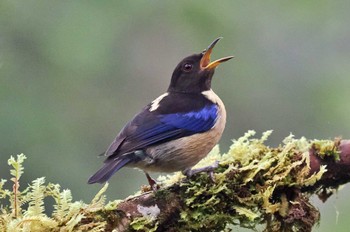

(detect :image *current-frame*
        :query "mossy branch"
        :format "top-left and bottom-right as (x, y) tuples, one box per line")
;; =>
(1, 131), (350, 231)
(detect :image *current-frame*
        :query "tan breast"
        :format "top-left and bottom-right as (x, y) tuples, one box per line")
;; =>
(201, 89), (226, 135)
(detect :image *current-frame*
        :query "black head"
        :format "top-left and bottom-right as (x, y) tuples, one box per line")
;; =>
(168, 37), (234, 93)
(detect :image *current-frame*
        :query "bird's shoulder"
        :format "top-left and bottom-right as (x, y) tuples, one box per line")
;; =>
(104, 91), (220, 157)
(149, 90), (218, 114)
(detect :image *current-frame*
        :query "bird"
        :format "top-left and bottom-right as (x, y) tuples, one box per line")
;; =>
(88, 37), (233, 189)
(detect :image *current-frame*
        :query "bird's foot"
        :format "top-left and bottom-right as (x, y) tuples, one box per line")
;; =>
(144, 172), (159, 192)
(183, 161), (219, 182)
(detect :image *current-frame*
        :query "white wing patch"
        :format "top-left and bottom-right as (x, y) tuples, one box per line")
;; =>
(149, 92), (169, 112)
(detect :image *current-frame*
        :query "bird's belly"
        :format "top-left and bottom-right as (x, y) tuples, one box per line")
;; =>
(136, 124), (225, 173)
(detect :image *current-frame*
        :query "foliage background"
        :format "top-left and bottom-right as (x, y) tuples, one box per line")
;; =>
(1, 1), (349, 231)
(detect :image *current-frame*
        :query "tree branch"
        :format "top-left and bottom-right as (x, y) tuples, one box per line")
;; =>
(82, 134), (350, 232)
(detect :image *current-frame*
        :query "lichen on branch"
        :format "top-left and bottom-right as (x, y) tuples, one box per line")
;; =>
(1, 131), (349, 232)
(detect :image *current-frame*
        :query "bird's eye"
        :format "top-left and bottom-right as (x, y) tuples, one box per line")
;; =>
(182, 63), (193, 72)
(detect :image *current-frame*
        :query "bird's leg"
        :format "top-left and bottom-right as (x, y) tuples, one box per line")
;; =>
(182, 161), (219, 182)
(144, 172), (159, 191)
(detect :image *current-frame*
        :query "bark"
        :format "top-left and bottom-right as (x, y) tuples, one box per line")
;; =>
(82, 139), (350, 232)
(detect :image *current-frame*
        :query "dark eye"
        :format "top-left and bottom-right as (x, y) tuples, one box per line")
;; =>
(182, 63), (193, 72)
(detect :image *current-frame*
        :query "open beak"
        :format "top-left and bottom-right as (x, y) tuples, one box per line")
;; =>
(200, 37), (234, 70)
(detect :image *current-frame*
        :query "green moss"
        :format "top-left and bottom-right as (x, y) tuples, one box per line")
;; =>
(130, 216), (159, 232)
(0, 154), (109, 231)
(312, 139), (341, 161)
(0, 132), (341, 231)
(156, 131), (331, 231)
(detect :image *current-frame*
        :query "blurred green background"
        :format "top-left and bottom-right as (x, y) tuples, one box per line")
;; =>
(1, 0), (350, 231)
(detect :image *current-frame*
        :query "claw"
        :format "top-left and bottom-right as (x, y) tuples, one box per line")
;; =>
(183, 161), (219, 182)
(145, 172), (159, 191)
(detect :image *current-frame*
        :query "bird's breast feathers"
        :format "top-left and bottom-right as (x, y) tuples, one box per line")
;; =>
(201, 89), (226, 134)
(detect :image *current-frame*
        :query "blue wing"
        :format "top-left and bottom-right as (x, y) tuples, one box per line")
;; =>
(159, 104), (218, 132)
(105, 103), (218, 157)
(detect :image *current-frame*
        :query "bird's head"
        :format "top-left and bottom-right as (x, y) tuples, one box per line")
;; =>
(168, 37), (234, 93)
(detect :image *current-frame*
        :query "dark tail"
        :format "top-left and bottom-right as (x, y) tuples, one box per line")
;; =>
(88, 157), (132, 184)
